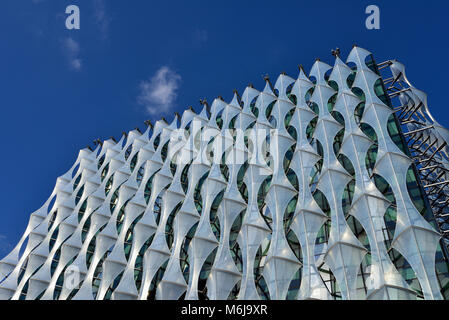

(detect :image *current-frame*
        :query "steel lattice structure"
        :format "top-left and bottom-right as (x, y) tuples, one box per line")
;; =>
(0, 46), (448, 300)
(377, 60), (449, 254)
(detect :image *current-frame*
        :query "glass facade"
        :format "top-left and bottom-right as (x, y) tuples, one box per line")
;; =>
(0, 46), (448, 300)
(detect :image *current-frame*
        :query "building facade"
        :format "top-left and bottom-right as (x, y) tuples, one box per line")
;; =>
(0, 46), (448, 300)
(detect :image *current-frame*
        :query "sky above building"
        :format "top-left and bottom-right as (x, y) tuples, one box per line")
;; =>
(0, 0), (448, 256)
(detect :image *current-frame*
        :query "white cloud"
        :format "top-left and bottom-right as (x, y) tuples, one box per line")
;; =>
(70, 58), (82, 70)
(138, 66), (181, 115)
(94, 0), (111, 39)
(61, 37), (82, 71)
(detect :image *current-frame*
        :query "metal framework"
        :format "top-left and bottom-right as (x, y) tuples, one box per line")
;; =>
(378, 59), (449, 254)
(0, 46), (448, 300)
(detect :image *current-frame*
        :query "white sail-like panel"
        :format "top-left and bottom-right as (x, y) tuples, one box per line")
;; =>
(0, 47), (447, 301)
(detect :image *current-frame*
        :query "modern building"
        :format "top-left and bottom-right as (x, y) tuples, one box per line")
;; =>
(0, 46), (448, 300)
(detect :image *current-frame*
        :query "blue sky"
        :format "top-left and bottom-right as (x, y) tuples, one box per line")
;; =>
(0, 0), (448, 256)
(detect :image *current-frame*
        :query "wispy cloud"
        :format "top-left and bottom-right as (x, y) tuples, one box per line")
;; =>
(138, 66), (182, 115)
(94, 0), (111, 39)
(61, 37), (82, 71)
